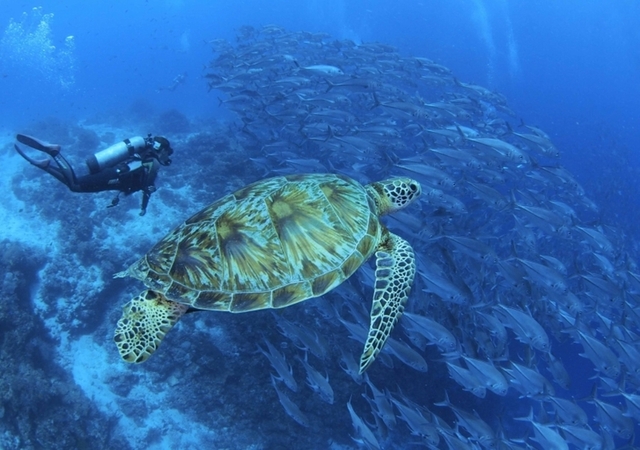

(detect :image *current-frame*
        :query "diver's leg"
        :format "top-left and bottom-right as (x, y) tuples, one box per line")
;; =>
(47, 151), (82, 190)
(74, 167), (121, 194)
(43, 166), (73, 186)
(15, 135), (87, 193)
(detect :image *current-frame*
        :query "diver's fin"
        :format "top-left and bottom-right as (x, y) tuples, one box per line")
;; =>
(14, 144), (51, 168)
(113, 290), (189, 363)
(16, 134), (61, 155)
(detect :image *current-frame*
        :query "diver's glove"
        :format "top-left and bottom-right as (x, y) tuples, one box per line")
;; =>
(108, 195), (120, 208)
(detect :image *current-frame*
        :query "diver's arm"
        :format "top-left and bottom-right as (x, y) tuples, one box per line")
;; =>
(139, 159), (159, 216)
(140, 188), (151, 216)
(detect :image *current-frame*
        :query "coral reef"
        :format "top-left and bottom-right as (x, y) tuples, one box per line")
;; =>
(71, 126), (101, 153)
(0, 240), (130, 450)
(154, 108), (191, 134)
(127, 98), (156, 124)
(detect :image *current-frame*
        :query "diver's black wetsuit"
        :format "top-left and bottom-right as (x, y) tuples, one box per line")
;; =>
(69, 159), (158, 193)
(14, 134), (171, 216)
(68, 157), (160, 214)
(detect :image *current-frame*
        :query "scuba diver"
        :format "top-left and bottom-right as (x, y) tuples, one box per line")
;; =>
(156, 72), (187, 92)
(14, 133), (173, 216)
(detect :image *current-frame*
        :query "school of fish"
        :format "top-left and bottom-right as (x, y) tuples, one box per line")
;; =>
(204, 25), (639, 449)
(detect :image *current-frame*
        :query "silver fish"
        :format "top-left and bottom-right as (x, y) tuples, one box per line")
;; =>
(515, 408), (568, 450)
(493, 304), (550, 352)
(504, 362), (555, 397)
(384, 336), (428, 372)
(445, 361), (486, 398)
(346, 398), (381, 450)
(466, 180), (508, 210)
(544, 396), (588, 426)
(390, 396), (439, 445)
(444, 235), (498, 265)
(403, 312), (457, 352)
(363, 375), (396, 429)
(258, 339), (297, 392)
(301, 64), (343, 75)
(514, 203), (567, 234)
(273, 314), (328, 360)
(517, 258), (568, 294)
(466, 137), (531, 165)
(590, 387), (634, 439)
(435, 391), (497, 449)
(271, 376), (309, 427)
(461, 355), (508, 396)
(296, 355), (334, 404)
(474, 311), (508, 350)
(543, 352), (571, 390)
(577, 330), (621, 379)
(510, 129), (560, 158)
(395, 162), (456, 190)
(339, 348), (363, 384)
(419, 269), (470, 304)
(557, 424), (604, 450)
(574, 226), (615, 256)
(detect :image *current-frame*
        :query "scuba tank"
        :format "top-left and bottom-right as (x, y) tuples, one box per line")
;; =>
(85, 136), (147, 174)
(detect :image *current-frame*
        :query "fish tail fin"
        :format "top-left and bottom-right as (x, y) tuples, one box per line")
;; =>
(505, 121), (514, 134)
(575, 384), (598, 404)
(325, 78), (335, 92)
(326, 125), (335, 141)
(509, 239), (520, 259)
(514, 406), (535, 422)
(370, 91), (381, 109)
(508, 189), (519, 210)
(433, 390), (452, 408)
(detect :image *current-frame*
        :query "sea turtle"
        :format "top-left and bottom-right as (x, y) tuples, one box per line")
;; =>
(113, 173), (421, 373)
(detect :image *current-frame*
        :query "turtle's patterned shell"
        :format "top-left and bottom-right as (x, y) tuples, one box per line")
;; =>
(127, 173), (382, 312)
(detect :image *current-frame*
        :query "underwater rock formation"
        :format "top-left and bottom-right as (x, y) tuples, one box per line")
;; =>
(0, 240), (130, 450)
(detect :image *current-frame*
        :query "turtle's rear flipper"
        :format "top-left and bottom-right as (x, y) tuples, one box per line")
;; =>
(114, 290), (188, 363)
(359, 232), (416, 373)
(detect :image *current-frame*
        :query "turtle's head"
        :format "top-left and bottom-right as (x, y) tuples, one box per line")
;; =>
(366, 177), (421, 215)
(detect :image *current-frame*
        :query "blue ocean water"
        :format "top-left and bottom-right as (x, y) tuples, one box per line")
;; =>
(2, 0), (638, 238)
(1, 1), (639, 449)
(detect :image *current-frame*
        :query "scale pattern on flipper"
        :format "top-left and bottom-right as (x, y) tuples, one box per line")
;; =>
(114, 290), (188, 363)
(360, 232), (416, 373)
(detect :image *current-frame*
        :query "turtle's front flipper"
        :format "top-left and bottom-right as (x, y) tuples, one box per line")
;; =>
(114, 290), (188, 363)
(360, 231), (416, 373)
